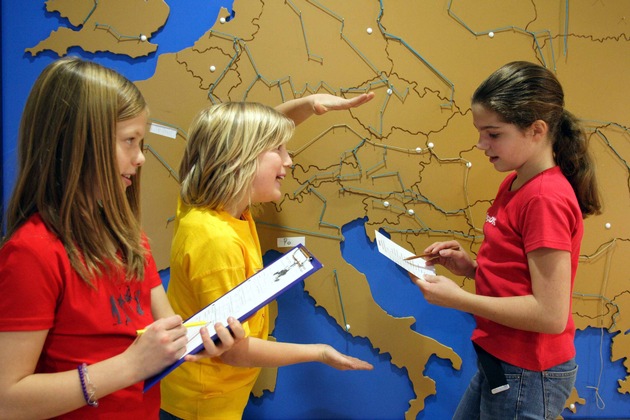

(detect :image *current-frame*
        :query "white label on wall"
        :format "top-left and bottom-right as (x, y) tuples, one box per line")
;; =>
(277, 236), (306, 248)
(150, 123), (178, 139)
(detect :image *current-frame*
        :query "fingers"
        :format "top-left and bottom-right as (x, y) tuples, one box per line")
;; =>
(423, 274), (437, 283)
(339, 355), (374, 371)
(314, 92), (375, 114)
(423, 241), (460, 255)
(408, 272), (424, 286)
(214, 322), (235, 347)
(184, 317), (245, 361)
(227, 317), (246, 340)
(323, 346), (374, 371)
(137, 314), (184, 336)
(347, 92), (375, 107)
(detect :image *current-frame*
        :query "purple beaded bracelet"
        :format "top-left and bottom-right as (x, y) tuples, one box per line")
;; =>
(77, 363), (99, 407)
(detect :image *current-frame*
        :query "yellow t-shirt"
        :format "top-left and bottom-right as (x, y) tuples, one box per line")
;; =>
(161, 199), (268, 420)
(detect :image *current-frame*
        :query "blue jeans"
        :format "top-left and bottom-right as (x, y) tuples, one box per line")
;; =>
(453, 357), (577, 420)
(159, 409), (183, 420)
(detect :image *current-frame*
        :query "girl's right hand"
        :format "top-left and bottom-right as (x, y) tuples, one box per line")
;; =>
(126, 315), (188, 380)
(422, 241), (477, 279)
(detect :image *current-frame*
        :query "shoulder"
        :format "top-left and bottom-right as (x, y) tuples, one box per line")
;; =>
(534, 167), (574, 194)
(172, 207), (246, 261)
(518, 170), (581, 227)
(176, 207), (239, 240)
(1, 214), (66, 261)
(0, 216), (69, 326)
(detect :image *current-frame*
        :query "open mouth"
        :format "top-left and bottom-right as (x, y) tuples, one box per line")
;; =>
(122, 174), (133, 187)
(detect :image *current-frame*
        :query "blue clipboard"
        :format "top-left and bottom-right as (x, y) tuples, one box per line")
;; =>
(144, 244), (322, 392)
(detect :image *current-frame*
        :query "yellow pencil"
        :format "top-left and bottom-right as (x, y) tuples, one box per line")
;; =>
(136, 320), (209, 335)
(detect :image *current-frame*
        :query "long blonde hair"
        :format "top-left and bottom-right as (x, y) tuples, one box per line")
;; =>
(5, 57), (149, 285)
(179, 102), (294, 214)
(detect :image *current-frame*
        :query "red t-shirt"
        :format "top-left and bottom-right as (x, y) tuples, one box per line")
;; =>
(472, 167), (583, 371)
(0, 214), (162, 419)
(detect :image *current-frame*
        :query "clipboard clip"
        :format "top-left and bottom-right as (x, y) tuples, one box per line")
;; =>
(273, 247), (314, 282)
(296, 247), (314, 265)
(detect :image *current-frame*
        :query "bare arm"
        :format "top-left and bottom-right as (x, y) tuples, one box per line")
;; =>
(0, 317), (188, 419)
(151, 284), (176, 319)
(219, 336), (373, 371)
(412, 248), (571, 334)
(275, 92), (375, 126)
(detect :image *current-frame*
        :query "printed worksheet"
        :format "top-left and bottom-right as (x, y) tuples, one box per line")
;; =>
(374, 230), (436, 279)
(144, 245), (322, 391)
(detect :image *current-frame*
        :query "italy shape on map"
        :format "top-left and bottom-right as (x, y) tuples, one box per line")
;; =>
(26, 0), (168, 58)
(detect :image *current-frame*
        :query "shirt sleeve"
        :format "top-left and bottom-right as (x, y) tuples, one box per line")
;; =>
(520, 194), (577, 254)
(0, 236), (65, 331)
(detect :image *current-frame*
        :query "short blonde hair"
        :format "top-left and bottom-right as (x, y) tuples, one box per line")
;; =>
(179, 102), (294, 212)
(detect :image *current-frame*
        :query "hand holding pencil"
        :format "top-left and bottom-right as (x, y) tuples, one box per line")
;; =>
(404, 244), (461, 262)
(411, 240), (477, 279)
(134, 316), (246, 363)
(137, 320), (208, 335)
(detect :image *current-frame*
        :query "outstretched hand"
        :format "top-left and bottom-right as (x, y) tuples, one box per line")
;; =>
(277, 92), (375, 126)
(311, 92), (376, 115)
(319, 344), (373, 371)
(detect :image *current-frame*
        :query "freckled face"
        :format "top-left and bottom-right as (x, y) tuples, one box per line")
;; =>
(115, 110), (147, 189)
(250, 144), (293, 204)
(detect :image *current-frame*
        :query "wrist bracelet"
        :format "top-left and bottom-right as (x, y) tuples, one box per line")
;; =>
(77, 363), (99, 407)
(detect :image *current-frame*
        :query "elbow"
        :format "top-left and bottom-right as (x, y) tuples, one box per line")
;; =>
(540, 317), (568, 335)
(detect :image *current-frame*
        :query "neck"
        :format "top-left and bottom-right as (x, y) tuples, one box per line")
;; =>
(513, 162), (556, 191)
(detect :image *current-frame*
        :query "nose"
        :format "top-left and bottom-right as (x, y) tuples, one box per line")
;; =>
(476, 136), (488, 151)
(135, 146), (146, 167)
(282, 149), (293, 167)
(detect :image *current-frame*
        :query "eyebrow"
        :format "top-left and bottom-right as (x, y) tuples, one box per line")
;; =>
(476, 124), (502, 131)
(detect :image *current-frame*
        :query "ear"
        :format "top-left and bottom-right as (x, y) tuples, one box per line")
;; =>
(530, 119), (548, 142)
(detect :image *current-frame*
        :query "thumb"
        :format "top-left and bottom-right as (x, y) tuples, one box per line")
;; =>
(313, 102), (328, 115)
(423, 274), (437, 283)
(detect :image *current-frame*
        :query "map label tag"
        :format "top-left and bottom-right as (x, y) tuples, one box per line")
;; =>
(277, 236), (306, 248)
(150, 122), (177, 139)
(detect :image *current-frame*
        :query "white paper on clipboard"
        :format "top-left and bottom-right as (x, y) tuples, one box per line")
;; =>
(144, 244), (322, 391)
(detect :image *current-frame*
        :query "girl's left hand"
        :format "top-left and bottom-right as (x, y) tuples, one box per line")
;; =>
(319, 344), (374, 371)
(410, 273), (467, 309)
(184, 317), (246, 362)
(310, 92), (375, 115)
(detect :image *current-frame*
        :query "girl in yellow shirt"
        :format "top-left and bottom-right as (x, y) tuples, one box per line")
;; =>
(161, 95), (374, 420)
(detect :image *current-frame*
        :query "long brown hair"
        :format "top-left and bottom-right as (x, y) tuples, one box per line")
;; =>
(472, 61), (601, 217)
(4, 57), (149, 285)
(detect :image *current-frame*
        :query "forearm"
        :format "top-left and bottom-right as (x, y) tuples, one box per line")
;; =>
(457, 292), (567, 334)
(220, 337), (323, 368)
(274, 97), (314, 126)
(0, 353), (144, 419)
